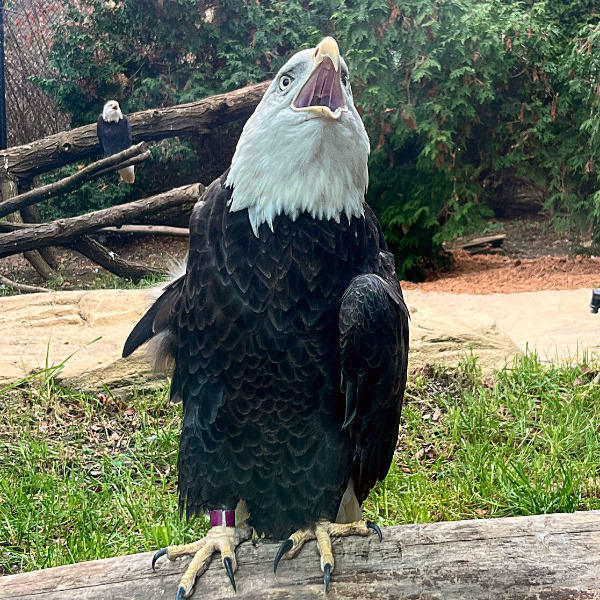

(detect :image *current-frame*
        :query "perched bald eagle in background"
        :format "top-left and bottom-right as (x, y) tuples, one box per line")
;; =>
(123, 37), (409, 599)
(96, 100), (135, 183)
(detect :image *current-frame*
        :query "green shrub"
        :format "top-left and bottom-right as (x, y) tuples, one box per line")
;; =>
(34, 0), (600, 279)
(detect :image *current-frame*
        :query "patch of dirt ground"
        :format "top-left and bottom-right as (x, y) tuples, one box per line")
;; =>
(401, 216), (600, 294)
(1, 235), (189, 290)
(401, 250), (600, 294)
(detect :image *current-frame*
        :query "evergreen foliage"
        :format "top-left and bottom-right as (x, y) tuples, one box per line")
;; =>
(34, 0), (600, 279)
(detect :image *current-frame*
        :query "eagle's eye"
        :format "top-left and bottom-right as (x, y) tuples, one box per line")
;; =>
(279, 75), (293, 91)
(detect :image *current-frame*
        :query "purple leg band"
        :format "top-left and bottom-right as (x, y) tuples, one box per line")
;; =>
(210, 510), (235, 527)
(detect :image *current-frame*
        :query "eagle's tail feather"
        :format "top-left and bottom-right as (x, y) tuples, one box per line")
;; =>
(119, 165), (135, 184)
(122, 275), (183, 360)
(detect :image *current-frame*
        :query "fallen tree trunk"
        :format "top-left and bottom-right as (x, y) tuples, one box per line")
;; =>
(0, 183), (204, 259)
(68, 236), (165, 281)
(1, 511), (599, 599)
(0, 143), (150, 220)
(2, 82), (270, 181)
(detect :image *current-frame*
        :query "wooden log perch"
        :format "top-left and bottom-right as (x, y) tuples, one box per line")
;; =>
(2, 81), (270, 181)
(1, 511), (600, 599)
(0, 183), (205, 259)
(0, 143), (150, 220)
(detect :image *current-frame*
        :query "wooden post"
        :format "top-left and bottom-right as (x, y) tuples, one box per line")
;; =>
(1, 511), (600, 599)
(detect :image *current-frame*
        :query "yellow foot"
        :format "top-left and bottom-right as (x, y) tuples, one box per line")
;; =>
(152, 526), (252, 599)
(273, 519), (381, 594)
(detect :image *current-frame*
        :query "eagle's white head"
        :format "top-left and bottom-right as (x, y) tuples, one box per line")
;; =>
(226, 37), (370, 236)
(102, 100), (124, 123)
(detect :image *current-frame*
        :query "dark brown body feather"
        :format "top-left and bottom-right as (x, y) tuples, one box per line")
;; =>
(123, 172), (409, 539)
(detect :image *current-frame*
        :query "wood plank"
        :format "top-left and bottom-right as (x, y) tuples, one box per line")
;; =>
(1, 511), (600, 599)
(453, 234), (506, 250)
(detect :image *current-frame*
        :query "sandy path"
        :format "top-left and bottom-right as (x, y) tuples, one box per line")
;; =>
(404, 288), (600, 361)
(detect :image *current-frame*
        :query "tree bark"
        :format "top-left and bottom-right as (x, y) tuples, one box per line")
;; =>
(1, 176), (58, 281)
(2, 82), (270, 181)
(0, 183), (204, 259)
(1, 511), (600, 599)
(0, 143), (150, 220)
(68, 235), (165, 281)
(21, 205), (60, 271)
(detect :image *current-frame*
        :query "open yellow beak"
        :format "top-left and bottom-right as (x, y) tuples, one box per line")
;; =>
(292, 37), (347, 120)
(314, 37), (340, 72)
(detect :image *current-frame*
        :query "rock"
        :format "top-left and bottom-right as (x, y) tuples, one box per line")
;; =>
(1, 289), (523, 396)
(408, 306), (521, 375)
(59, 355), (167, 400)
(0, 289), (161, 394)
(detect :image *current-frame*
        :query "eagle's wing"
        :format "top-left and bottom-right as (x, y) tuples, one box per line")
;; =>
(339, 260), (409, 504)
(96, 115), (106, 155)
(124, 115), (132, 146)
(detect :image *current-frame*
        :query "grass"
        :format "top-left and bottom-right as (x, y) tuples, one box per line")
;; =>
(0, 272), (164, 296)
(2, 352), (600, 575)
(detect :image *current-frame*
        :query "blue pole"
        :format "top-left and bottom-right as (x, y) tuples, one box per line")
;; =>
(0, 3), (6, 150)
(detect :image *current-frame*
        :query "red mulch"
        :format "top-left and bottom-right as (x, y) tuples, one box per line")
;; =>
(401, 250), (600, 294)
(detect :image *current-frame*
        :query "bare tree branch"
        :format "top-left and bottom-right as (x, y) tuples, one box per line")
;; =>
(0, 183), (204, 258)
(68, 236), (165, 281)
(0, 143), (150, 219)
(99, 225), (189, 237)
(0, 274), (50, 293)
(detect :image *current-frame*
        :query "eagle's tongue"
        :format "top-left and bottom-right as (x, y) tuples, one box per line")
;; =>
(293, 58), (345, 113)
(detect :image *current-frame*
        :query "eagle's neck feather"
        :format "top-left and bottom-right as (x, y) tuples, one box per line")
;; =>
(225, 108), (369, 236)
(102, 109), (123, 123)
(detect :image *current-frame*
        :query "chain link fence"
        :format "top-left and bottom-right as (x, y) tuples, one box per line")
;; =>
(5, 0), (70, 147)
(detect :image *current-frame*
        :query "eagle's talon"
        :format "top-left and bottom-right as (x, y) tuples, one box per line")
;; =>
(366, 521), (382, 542)
(323, 562), (331, 594)
(152, 547), (168, 571)
(273, 538), (294, 573)
(223, 555), (236, 592)
(156, 526), (250, 598)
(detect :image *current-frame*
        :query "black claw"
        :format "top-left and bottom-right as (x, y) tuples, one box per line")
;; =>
(366, 521), (383, 542)
(323, 563), (331, 594)
(175, 585), (185, 600)
(273, 538), (293, 574)
(223, 556), (236, 592)
(152, 547), (168, 571)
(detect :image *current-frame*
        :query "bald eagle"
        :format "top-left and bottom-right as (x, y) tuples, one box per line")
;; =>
(123, 37), (409, 598)
(96, 100), (135, 183)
